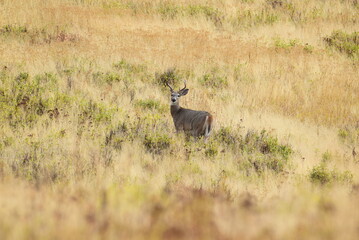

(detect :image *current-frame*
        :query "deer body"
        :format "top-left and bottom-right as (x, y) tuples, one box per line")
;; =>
(167, 81), (213, 138)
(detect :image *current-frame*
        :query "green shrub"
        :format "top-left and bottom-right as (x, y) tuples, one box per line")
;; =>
(204, 141), (219, 158)
(239, 129), (293, 174)
(199, 68), (228, 88)
(105, 127), (126, 151)
(321, 151), (332, 163)
(309, 164), (331, 184)
(246, 155), (286, 174)
(243, 130), (293, 160)
(93, 60), (149, 86)
(79, 100), (117, 125)
(303, 44), (314, 53)
(185, 5), (223, 27)
(0, 71), (69, 128)
(338, 128), (349, 140)
(92, 71), (121, 85)
(274, 38), (298, 49)
(135, 99), (166, 113)
(232, 9), (279, 28)
(214, 126), (242, 146)
(309, 164), (353, 185)
(143, 133), (171, 154)
(155, 68), (183, 89)
(338, 127), (359, 145)
(0, 25), (79, 44)
(158, 3), (180, 19)
(0, 24), (27, 35)
(113, 59), (147, 75)
(324, 30), (359, 58)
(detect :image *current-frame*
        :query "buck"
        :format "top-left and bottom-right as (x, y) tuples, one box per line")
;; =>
(166, 81), (213, 139)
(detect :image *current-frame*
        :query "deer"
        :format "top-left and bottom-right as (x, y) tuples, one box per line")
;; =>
(165, 81), (213, 139)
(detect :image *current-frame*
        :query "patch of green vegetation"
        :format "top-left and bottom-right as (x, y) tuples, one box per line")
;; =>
(113, 59), (147, 75)
(233, 64), (256, 84)
(324, 30), (359, 58)
(274, 38), (299, 49)
(93, 60), (149, 87)
(8, 137), (67, 184)
(143, 133), (172, 154)
(185, 5), (223, 27)
(0, 24), (28, 35)
(0, 71), (72, 128)
(321, 151), (332, 164)
(337, 126), (359, 147)
(244, 130), (293, 160)
(158, 3), (180, 19)
(135, 99), (166, 113)
(338, 128), (349, 140)
(0, 24), (79, 44)
(232, 9), (279, 28)
(273, 38), (314, 52)
(105, 122), (135, 150)
(240, 130), (293, 174)
(78, 100), (117, 125)
(204, 141), (219, 158)
(92, 72), (121, 85)
(309, 164), (353, 185)
(104, 114), (171, 152)
(214, 126), (242, 147)
(199, 68), (228, 88)
(155, 68), (184, 89)
(303, 43), (314, 53)
(0, 136), (14, 151)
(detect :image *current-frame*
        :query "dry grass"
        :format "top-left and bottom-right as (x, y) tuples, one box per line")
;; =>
(0, 0), (359, 239)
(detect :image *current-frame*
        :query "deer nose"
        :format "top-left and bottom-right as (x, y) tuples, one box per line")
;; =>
(171, 98), (176, 102)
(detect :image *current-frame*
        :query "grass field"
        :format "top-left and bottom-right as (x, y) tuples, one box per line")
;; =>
(0, 0), (359, 239)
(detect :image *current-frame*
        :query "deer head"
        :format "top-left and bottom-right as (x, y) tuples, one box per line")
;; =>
(166, 81), (189, 105)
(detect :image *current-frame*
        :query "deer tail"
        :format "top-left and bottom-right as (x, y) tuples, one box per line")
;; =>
(205, 114), (213, 137)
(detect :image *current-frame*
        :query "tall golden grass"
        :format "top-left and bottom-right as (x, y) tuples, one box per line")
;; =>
(0, 0), (358, 239)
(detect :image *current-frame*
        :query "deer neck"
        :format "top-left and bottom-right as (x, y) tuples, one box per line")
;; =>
(170, 103), (181, 117)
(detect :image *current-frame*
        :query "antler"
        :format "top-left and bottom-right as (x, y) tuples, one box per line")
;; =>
(165, 81), (174, 92)
(179, 80), (187, 92)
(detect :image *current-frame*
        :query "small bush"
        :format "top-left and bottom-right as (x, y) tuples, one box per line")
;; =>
(0, 71), (70, 128)
(232, 9), (279, 28)
(185, 5), (223, 27)
(338, 127), (359, 145)
(214, 126), (242, 146)
(244, 130), (293, 160)
(310, 164), (331, 184)
(0, 24), (27, 35)
(0, 25), (79, 44)
(338, 128), (349, 140)
(143, 133), (171, 154)
(239, 129), (293, 174)
(324, 30), (359, 58)
(92, 72), (121, 85)
(135, 99), (166, 113)
(205, 141), (219, 158)
(309, 164), (353, 185)
(247, 155), (287, 174)
(321, 151), (332, 163)
(198, 69), (228, 88)
(155, 68), (183, 89)
(158, 3), (180, 19)
(303, 44), (314, 53)
(79, 100), (117, 125)
(274, 38), (298, 49)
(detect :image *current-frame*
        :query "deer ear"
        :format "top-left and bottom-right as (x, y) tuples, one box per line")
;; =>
(180, 89), (189, 96)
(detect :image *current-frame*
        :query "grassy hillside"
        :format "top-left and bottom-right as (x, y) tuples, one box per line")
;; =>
(0, 0), (358, 239)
